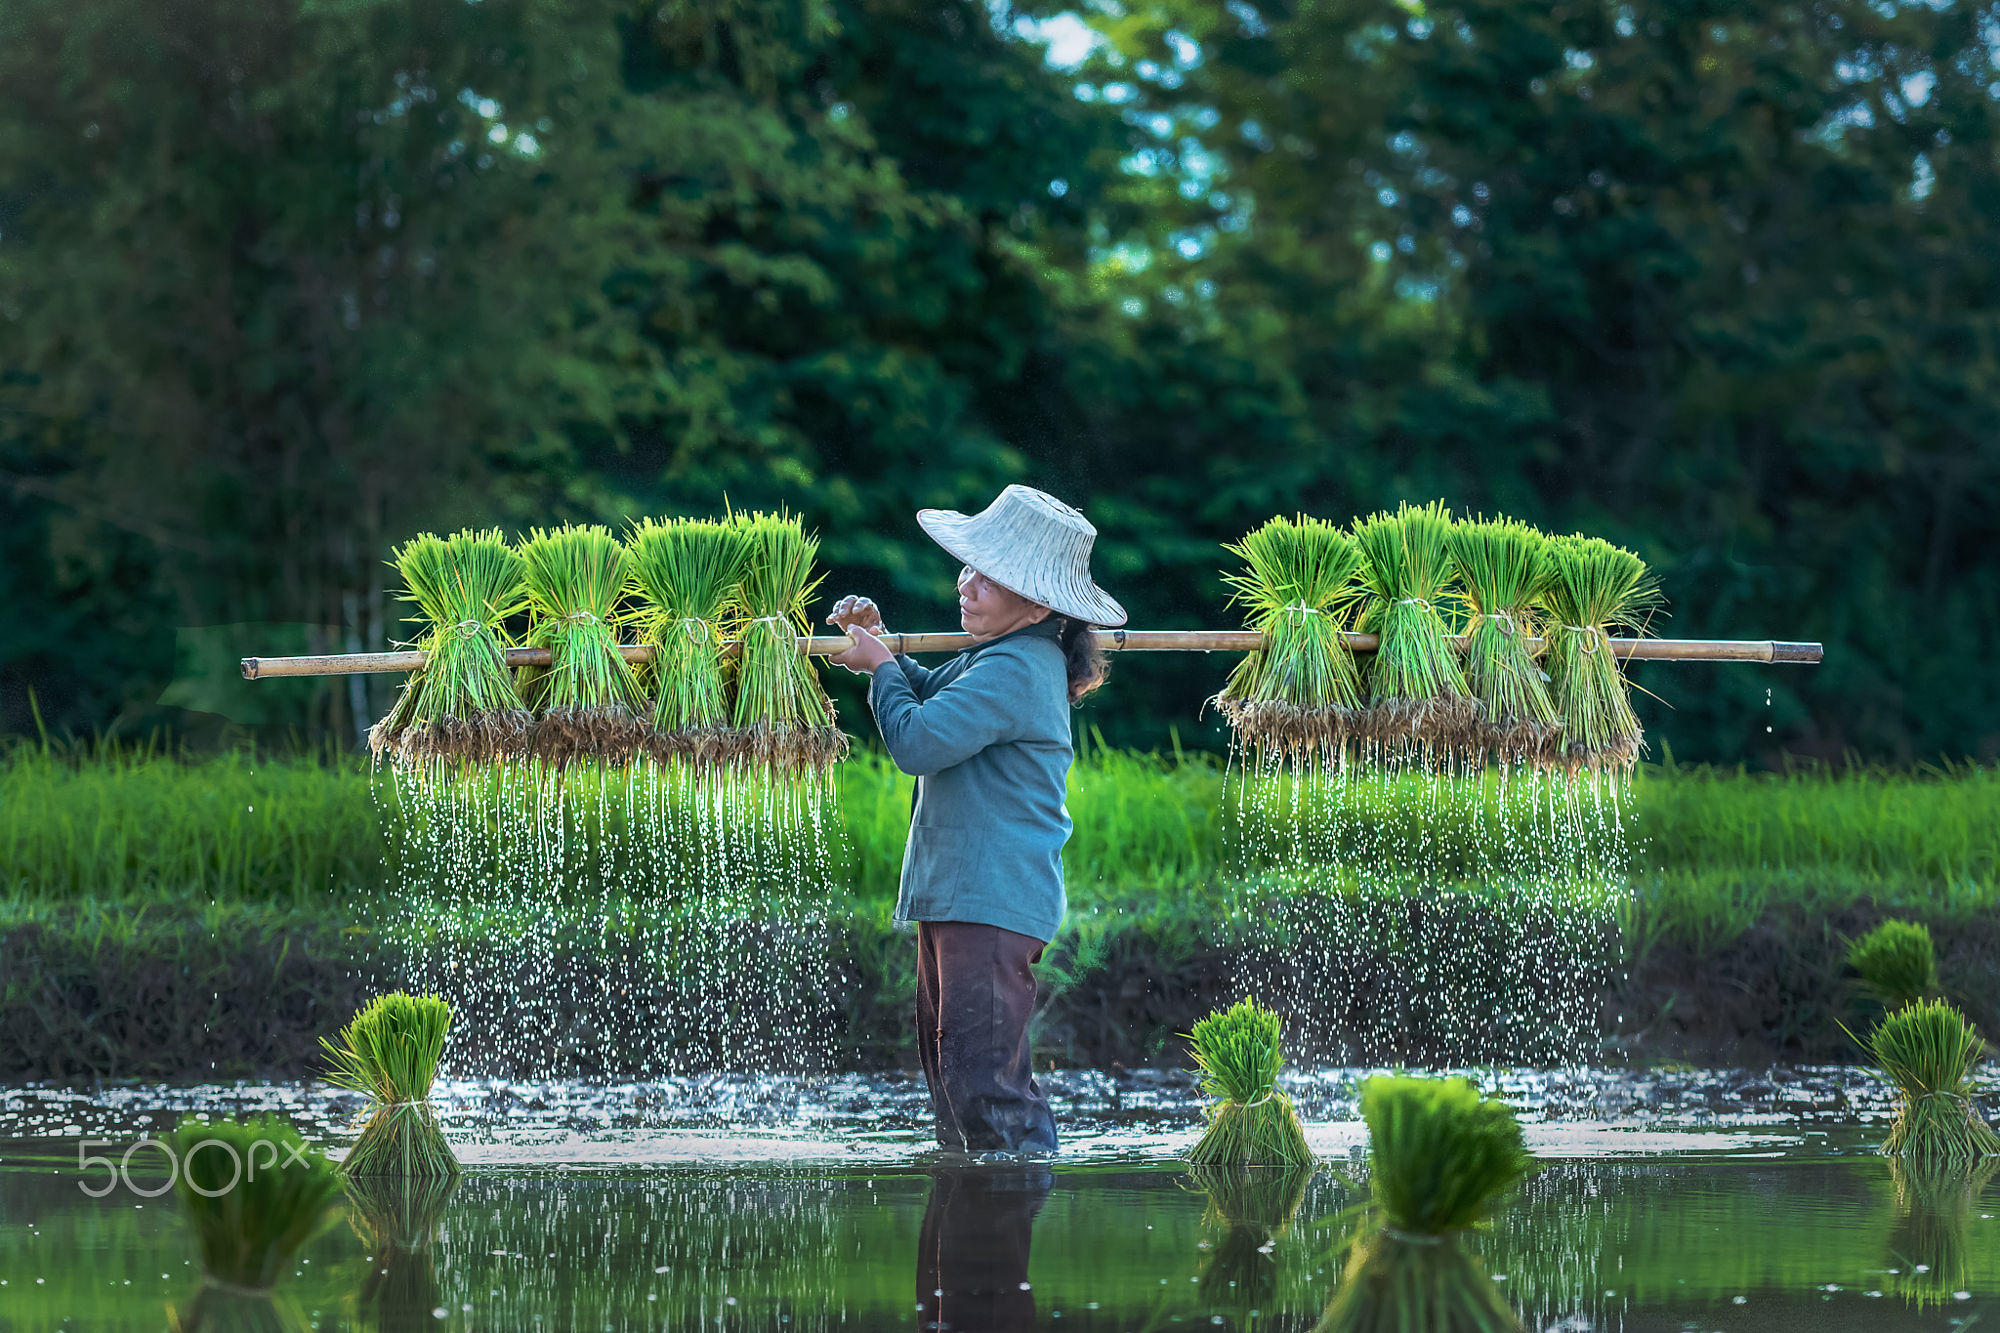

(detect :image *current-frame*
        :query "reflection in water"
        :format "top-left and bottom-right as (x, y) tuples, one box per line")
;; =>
(1887, 1157), (1998, 1309)
(168, 1285), (311, 1333)
(8, 1151), (2000, 1329)
(916, 1165), (1052, 1333)
(345, 1175), (460, 1332)
(1187, 1164), (1314, 1313)
(1313, 1227), (1523, 1333)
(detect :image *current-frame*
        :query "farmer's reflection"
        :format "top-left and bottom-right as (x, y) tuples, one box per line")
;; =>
(915, 1165), (1053, 1333)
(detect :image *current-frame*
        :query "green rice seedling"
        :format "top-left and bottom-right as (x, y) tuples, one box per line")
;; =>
(170, 1113), (343, 1293)
(320, 992), (461, 1178)
(1184, 996), (1317, 1167)
(1314, 1076), (1534, 1333)
(728, 508), (849, 781)
(1848, 919), (1940, 1010)
(1358, 1075), (1534, 1235)
(1208, 515), (1366, 766)
(1862, 999), (2000, 1165)
(344, 1174), (459, 1328)
(1885, 1157), (1996, 1309)
(1352, 502), (1478, 763)
(1189, 1164), (1314, 1311)
(1447, 517), (1558, 767)
(626, 516), (750, 767)
(1541, 534), (1662, 775)
(519, 524), (649, 769)
(368, 529), (532, 768)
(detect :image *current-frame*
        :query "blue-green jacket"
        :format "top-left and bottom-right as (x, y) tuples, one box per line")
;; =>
(865, 615), (1072, 942)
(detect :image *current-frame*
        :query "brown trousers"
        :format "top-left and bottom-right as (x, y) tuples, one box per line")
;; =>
(914, 921), (1059, 1153)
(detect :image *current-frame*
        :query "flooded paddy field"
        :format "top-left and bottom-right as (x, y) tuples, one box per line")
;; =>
(4, 1067), (1995, 1331)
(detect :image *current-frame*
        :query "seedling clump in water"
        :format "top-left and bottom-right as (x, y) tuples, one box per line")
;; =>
(1184, 996), (1317, 1167)
(1848, 918), (1939, 1011)
(1316, 1075), (1535, 1333)
(321, 991), (462, 1179)
(1864, 999), (2000, 1166)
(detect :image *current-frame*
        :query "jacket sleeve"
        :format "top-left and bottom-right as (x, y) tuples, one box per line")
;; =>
(868, 647), (1029, 777)
(894, 653), (937, 699)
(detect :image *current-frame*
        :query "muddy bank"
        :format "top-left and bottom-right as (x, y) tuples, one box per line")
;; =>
(3, 897), (1993, 1082)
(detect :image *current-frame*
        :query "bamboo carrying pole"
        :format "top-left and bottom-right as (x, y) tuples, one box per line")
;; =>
(240, 631), (1823, 680)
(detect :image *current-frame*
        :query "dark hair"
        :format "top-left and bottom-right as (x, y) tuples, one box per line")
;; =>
(1052, 614), (1110, 705)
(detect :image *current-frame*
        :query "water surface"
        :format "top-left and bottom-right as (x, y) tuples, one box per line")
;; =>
(1, 1068), (1993, 1331)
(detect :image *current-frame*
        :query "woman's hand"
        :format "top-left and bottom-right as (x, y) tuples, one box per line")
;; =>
(827, 595), (888, 639)
(826, 596), (896, 676)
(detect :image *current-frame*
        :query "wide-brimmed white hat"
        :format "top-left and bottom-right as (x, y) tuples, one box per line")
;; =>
(917, 484), (1128, 628)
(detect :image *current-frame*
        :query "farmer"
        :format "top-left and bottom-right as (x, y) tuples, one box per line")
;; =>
(825, 484), (1126, 1155)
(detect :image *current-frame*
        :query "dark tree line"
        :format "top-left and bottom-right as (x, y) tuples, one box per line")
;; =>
(3, 0), (1994, 763)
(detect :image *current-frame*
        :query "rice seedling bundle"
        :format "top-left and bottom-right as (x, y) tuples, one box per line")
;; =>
(1541, 534), (1662, 774)
(626, 516), (751, 767)
(728, 508), (849, 779)
(1886, 1158), (1997, 1309)
(1210, 515), (1366, 764)
(1352, 502), (1478, 760)
(1314, 1075), (1533, 1333)
(1190, 1164), (1313, 1311)
(1864, 999), (2000, 1166)
(170, 1113), (343, 1292)
(1358, 1075), (1533, 1235)
(1849, 918), (1939, 1011)
(518, 524), (649, 768)
(367, 529), (532, 768)
(1446, 517), (1558, 767)
(320, 992), (461, 1179)
(1184, 996), (1317, 1167)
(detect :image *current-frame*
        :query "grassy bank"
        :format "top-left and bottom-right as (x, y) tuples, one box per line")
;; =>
(4, 741), (1996, 1078)
(6, 739), (1995, 934)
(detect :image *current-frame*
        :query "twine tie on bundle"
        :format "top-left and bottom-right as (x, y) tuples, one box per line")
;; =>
(1397, 598), (1433, 611)
(453, 619), (483, 639)
(1916, 1090), (1972, 1108)
(1279, 601), (1322, 617)
(675, 617), (711, 642)
(1380, 1226), (1446, 1248)
(1482, 609), (1516, 635)
(1240, 1088), (1281, 1108)
(562, 611), (598, 626)
(1566, 624), (1603, 654)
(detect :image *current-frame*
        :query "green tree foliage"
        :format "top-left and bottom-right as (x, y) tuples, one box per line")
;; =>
(0, 0), (645, 741)
(1081, 0), (2000, 761)
(1, 0), (1993, 764)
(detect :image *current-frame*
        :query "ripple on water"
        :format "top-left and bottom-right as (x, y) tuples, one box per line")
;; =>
(0, 1064), (1929, 1169)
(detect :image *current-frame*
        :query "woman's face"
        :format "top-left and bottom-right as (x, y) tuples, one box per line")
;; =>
(958, 563), (1052, 641)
